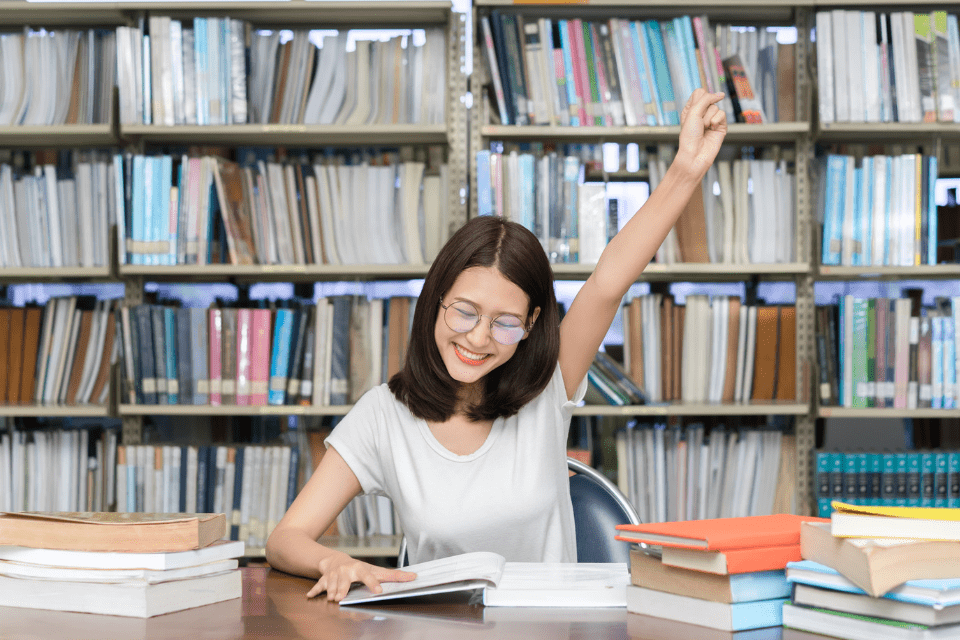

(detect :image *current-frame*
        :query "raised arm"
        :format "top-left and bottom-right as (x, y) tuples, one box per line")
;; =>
(558, 89), (727, 398)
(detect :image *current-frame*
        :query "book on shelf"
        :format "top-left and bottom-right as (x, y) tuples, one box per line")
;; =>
(479, 12), (786, 127)
(0, 512), (225, 553)
(630, 547), (792, 604)
(338, 550), (627, 607)
(816, 9), (960, 124)
(120, 149), (449, 267)
(615, 423), (793, 525)
(801, 520), (960, 597)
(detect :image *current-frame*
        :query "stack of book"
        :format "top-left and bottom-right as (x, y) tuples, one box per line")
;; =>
(784, 501), (960, 639)
(0, 511), (243, 617)
(615, 514), (826, 634)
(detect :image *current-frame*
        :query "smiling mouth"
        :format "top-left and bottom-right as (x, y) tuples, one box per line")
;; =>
(454, 344), (489, 365)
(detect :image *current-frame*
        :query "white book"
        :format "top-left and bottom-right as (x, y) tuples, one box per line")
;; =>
(862, 12), (881, 121)
(334, 48), (358, 126)
(400, 161), (425, 264)
(484, 563), (628, 607)
(312, 163), (340, 265)
(0, 538), (243, 571)
(0, 557), (238, 586)
(741, 305), (757, 403)
(344, 41), (372, 125)
(831, 10), (850, 121)
(577, 183), (606, 264)
(845, 10), (865, 121)
(302, 32), (343, 124)
(0, 568), (241, 618)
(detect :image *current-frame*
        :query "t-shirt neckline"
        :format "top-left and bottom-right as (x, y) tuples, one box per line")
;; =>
(416, 415), (505, 462)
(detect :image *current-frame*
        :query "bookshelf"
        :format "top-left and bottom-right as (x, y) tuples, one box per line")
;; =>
(470, 0), (818, 515)
(0, 0), (467, 558)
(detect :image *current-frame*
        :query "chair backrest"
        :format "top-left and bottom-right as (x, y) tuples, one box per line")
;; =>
(567, 457), (641, 564)
(397, 458), (641, 567)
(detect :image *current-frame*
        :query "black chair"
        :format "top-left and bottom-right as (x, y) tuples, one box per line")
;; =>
(397, 457), (640, 567)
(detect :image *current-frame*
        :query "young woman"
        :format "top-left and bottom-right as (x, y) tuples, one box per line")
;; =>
(265, 88), (727, 602)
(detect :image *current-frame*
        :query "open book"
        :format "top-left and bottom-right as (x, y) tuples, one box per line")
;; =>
(339, 551), (628, 607)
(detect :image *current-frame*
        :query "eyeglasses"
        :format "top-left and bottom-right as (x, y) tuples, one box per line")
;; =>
(440, 299), (529, 346)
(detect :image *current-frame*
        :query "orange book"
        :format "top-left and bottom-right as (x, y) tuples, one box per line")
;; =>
(660, 543), (803, 575)
(614, 514), (828, 550)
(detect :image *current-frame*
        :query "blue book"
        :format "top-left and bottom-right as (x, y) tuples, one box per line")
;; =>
(160, 154), (174, 266)
(476, 150), (492, 216)
(907, 452), (923, 506)
(935, 451), (949, 508)
(190, 307), (208, 404)
(179, 445), (189, 512)
(231, 446), (244, 541)
(193, 17), (208, 125)
(643, 21), (679, 125)
(286, 446), (300, 509)
(268, 307), (295, 405)
(143, 156), (156, 265)
(828, 452), (845, 509)
(881, 451), (898, 505)
(556, 19), (579, 126)
(842, 453), (859, 504)
(944, 315), (956, 409)
(163, 306), (178, 404)
(821, 155), (847, 266)
(860, 157), (873, 265)
(851, 164), (864, 266)
(660, 20), (689, 108)
(882, 155), (893, 265)
(895, 451), (909, 506)
(787, 560), (960, 607)
(517, 153), (536, 233)
(628, 21), (660, 126)
(854, 452), (869, 505)
(949, 451), (960, 509)
(815, 450), (832, 517)
(676, 16), (702, 99)
(131, 155), (146, 265)
(921, 451), (936, 508)
(867, 452), (883, 506)
(134, 305), (158, 404)
(851, 298), (869, 408)
(928, 155), (938, 266)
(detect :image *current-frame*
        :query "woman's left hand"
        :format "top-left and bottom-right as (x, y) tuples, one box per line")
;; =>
(675, 88), (728, 180)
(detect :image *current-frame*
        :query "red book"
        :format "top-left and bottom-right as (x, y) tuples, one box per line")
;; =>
(250, 309), (272, 405)
(235, 308), (253, 406)
(615, 514), (829, 550)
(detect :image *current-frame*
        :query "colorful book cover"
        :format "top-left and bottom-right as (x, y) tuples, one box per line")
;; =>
(628, 20), (661, 126)
(268, 307), (295, 405)
(556, 19), (580, 126)
(935, 451), (949, 508)
(921, 451), (936, 507)
(163, 306), (178, 404)
(821, 155), (847, 266)
(208, 307), (223, 406)
(643, 21), (679, 125)
(250, 308), (271, 405)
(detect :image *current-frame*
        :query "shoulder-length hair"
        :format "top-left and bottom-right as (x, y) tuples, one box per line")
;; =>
(388, 216), (560, 422)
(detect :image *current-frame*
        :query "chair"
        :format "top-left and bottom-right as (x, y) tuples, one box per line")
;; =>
(397, 457), (640, 567)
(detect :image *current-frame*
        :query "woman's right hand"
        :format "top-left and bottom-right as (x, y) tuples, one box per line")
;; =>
(306, 550), (417, 602)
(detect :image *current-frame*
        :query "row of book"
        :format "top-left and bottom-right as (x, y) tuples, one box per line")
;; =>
(116, 443), (299, 550)
(0, 299), (114, 407)
(479, 12), (794, 127)
(477, 147), (795, 266)
(819, 153), (938, 267)
(0, 29), (116, 126)
(815, 295), (960, 409)
(119, 296), (415, 407)
(119, 17), (446, 127)
(815, 448), (960, 517)
(0, 511), (243, 618)
(118, 150), (449, 267)
(0, 427), (119, 514)
(621, 295), (797, 405)
(816, 10), (960, 124)
(656, 152), (796, 266)
(615, 423), (793, 525)
(784, 507), (960, 638)
(0, 151), (114, 269)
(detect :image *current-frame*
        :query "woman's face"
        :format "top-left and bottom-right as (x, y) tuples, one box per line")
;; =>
(434, 266), (539, 389)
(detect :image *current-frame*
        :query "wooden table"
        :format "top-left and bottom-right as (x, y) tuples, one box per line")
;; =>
(0, 567), (831, 639)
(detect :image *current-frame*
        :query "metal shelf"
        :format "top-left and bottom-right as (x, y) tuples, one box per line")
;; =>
(817, 265), (960, 280)
(481, 122), (808, 144)
(0, 1), (453, 27)
(574, 402), (810, 417)
(553, 262), (810, 281)
(816, 122), (960, 143)
(0, 125), (117, 147)
(119, 404), (352, 417)
(0, 266), (113, 281)
(0, 404), (111, 418)
(120, 124), (449, 147)
(119, 263), (431, 282)
(819, 407), (960, 419)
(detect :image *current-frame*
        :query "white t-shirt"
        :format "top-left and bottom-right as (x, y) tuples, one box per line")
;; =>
(325, 364), (587, 565)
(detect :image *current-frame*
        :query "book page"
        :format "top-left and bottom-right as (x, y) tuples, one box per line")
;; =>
(339, 551), (505, 605)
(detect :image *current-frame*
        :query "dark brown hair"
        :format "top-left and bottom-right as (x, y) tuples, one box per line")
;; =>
(388, 216), (560, 422)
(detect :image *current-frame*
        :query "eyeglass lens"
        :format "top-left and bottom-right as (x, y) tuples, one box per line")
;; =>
(443, 301), (526, 345)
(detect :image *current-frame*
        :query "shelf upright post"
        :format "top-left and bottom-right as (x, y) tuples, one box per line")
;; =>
(793, 5), (815, 516)
(448, 8), (469, 235)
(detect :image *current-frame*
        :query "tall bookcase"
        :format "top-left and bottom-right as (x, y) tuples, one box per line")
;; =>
(0, 0), (467, 556)
(470, 0), (819, 514)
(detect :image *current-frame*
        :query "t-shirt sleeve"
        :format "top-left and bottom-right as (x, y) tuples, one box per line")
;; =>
(323, 388), (387, 496)
(559, 364), (588, 415)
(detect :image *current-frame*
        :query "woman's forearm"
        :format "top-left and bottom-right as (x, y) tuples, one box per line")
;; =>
(265, 526), (345, 579)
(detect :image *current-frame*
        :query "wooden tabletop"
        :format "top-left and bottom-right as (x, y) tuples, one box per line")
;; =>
(0, 567), (829, 640)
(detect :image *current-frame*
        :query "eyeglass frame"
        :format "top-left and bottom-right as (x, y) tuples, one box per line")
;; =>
(438, 298), (533, 345)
